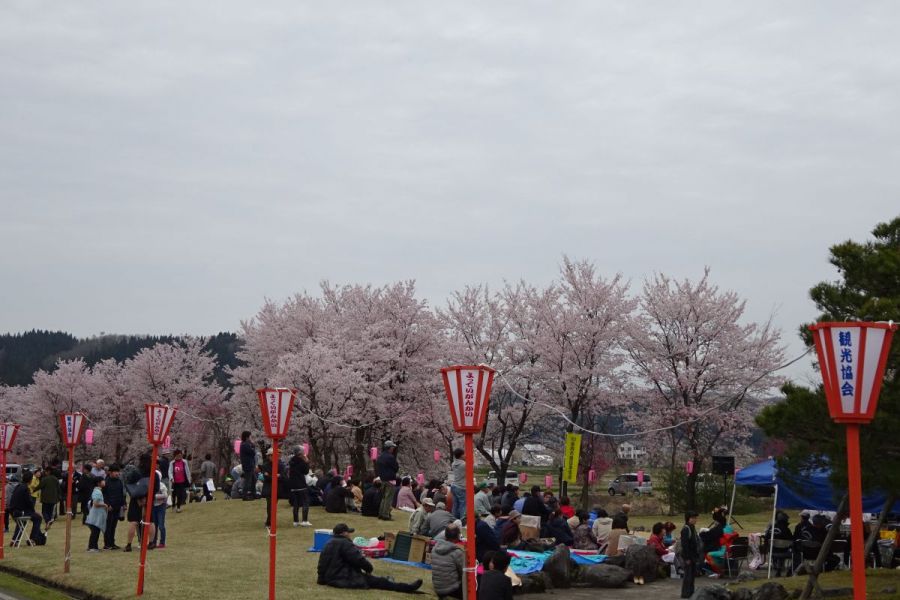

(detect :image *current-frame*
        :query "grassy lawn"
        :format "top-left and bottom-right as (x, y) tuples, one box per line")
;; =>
(731, 569), (900, 599)
(0, 572), (74, 600)
(0, 495), (796, 599)
(0, 498), (434, 600)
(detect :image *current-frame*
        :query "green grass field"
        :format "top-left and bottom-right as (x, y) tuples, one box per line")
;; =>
(0, 494), (797, 600)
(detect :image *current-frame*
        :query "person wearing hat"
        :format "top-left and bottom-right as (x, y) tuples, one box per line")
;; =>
(410, 496), (435, 536)
(375, 440), (400, 520)
(500, 510), (523, 548)
(425, 500), (455, 538)
(317, 523), (423, 593)
(168, 449), (191, 513)
(474, 481), (492, 518)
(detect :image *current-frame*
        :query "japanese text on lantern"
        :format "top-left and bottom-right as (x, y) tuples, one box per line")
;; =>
(66, 416), (74, 442)
(839, 331), (854, 397)
(464, 371), (475, 421)
(267, 392), (279, 431)
(153, 410), (163, 438)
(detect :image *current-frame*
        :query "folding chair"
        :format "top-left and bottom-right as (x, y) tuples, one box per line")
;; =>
(770, 539), (793, 576)
(797, 540), (822, 574)
(11, 517), (34, 548)
(726, 544), (749, 577)
(830, 539), (848, 568)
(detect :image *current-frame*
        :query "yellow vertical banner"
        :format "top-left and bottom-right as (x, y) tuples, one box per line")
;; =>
(563, 432), (582, 484)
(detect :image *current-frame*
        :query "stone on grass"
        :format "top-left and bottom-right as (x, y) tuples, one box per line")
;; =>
(753, 582), (789, 600)
(690, 584), (732, 600)
(541, 545), (575, 588)
(572, 564), (632, 588)
(624, 544), (660, 582)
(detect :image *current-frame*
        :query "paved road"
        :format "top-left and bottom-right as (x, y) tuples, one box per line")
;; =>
(519, 574), (718, 599)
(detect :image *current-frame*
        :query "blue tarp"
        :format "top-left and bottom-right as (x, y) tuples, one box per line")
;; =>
(735, 459), (899, 512)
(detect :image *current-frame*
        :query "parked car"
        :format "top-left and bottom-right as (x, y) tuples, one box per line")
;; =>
(607, 473), (653, 496)
(484, 470), (520, 488)
(4, 464), (23, 480)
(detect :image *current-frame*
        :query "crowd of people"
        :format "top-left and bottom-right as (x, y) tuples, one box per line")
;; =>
(4, 448), (218, 553)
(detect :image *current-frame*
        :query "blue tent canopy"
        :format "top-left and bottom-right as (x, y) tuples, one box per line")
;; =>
(735, 459), (899, 513)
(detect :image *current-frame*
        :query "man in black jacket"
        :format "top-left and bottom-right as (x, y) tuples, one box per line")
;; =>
(375, 440), (399, 520)
(77, 463), (95, 524)
(317, 523), (422, 592)
(361, 479), (382, 517)
(10, 472), (42, 543)
(239, 431), (256, 501)
(102, 464), (126, 550)
(522, 485), (550, 525)
(679, 511), (702, 599)
(287, 446), (310, 526)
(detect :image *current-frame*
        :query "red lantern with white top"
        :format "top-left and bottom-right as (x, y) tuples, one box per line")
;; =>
(256, 388), (297, 439)
(0, 423), (20, 453)
(59, 413), (86, 448)
(808, 320), (896, 600)
(809, 321), (896, 424)
(441, 365), (495, 433)
(145, 404), (177, 445)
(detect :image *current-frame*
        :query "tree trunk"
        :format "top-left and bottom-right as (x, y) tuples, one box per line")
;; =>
(864, 494), (894, 559)
(686, 469), (698, 512)
(800, 495), (848, 600)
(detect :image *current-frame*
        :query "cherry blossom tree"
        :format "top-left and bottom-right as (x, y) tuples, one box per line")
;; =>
(440, 282), (553, 486)
(123, 338), (228, 465)
(233, 280), (448, 477)
(535, 257), (636, 500)
(625, 269), (784, 510)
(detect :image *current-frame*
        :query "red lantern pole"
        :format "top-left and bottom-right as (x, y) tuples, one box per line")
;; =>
(64, 444), (75, 573)
(845, 424), (866, 597)
(809, 321), (896, 600)
(136, 403), (176, 597)
(256, 388), (298, 600)
(136, 443), (159, 596)
(59, 413), (85, 574)
(268, 439), (280, 600)
(464, 433), (477, 600)
(0, 449), (6, 559)
(440, 365), (495, 600)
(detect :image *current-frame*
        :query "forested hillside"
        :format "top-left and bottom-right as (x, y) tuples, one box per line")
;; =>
(0, 330), (241, 386)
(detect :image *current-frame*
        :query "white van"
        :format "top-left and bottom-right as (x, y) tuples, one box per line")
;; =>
(484, 470), (520, 487)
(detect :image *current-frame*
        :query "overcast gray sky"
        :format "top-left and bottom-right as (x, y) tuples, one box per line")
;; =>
(1, 2), (898, 384)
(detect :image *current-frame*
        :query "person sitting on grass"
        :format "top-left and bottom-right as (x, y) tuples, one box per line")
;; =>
(325, 476), (353, 514)
(572, 511), (598, 551)
(409, 497), (434, 535)
(361, 479), (382, 517)
(317, 523), (423, 593)
(431, 523), (465, 599)
(478, 550), (513, 600)
(543, 508), (574, 547)
(424, 501), (455, 538)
